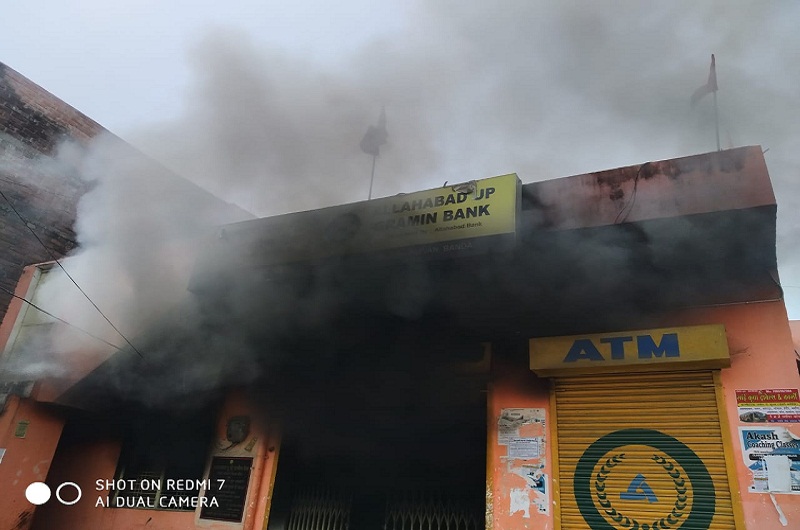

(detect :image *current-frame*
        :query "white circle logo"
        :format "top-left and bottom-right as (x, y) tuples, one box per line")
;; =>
(25, 482), (51, 505)
(55, 482), (82, 505)
(25, 481), (83, 505)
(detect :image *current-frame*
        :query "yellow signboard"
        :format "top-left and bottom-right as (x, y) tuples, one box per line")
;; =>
(529, 324), (730, 376)
(365, 173), (519, 252)
(207, 174), (521, 270)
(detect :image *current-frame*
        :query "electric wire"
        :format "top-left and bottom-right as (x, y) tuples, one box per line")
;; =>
(0, 187), (144, 358)
(614, 162), (648, 224)
(0, 284), (125, 353)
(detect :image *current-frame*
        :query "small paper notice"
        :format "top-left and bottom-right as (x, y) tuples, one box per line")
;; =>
(508, 438), (540, 460)
(765, 455), (793, 492)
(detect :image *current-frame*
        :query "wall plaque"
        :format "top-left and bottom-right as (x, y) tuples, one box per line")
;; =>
(200, 456), (253, 522)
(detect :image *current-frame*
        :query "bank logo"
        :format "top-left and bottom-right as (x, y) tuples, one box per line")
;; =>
(619, 474), (658, 502)
(574, 429), (715, 530)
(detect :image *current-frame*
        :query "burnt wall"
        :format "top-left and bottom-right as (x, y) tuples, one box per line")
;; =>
(0, 63), (101, 323)
(0, 63), (254, 327)
(0, 63), (103, 152)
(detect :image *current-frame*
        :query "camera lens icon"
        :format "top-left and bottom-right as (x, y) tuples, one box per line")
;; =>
(25, 482), (82, 506)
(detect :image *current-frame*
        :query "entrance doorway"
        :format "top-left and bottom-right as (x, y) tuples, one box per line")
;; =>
(267, 362), (487, 530)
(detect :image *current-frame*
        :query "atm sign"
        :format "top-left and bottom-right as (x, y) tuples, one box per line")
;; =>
(530, 325), (730, 376)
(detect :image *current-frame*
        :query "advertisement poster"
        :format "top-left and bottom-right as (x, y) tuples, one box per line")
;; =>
(739, 426), (800, 494)
(736, 389), (800, 423)
(498, 408), (545, 446)
(498, 408), (549, 515)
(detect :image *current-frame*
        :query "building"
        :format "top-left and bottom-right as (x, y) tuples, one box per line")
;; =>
(2, 143), (799, 530)
(0, 61), (252, 408)
(0, 61), (251, 321)
(0, 62), (102, 325)
(0, 63), (252, 529)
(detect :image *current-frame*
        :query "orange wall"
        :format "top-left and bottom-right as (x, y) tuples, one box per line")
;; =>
(210, 391), (274, 530)
(0, 396), (65, 530)
(0, 263), (118, 405)
(249, 422), (281, 530)
(528, 146), (774, 231)
(488, 355), (554, 530)
(24, 392), (278, 530)
(1, 266), (282, 530)
(0, 265), (37, 355)
(669, 300), (800, 529)
(493, 300), (800, 530)
(0, 265), (67, 530)
(789, 321), (800, 351)
(31, 438), (122, 530)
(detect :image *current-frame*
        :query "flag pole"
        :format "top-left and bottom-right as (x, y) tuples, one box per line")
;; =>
(713, 89), (720, 151)
(368, 154), (377, 200)
(691, 54), (720, 151)
(361, 107), (387, 200)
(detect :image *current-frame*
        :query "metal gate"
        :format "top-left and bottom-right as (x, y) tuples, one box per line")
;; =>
(286, 488), (483, 530)
(553, 371), (740, 529)
(287, 487), (352, 530)
(384, 492), (483, 530)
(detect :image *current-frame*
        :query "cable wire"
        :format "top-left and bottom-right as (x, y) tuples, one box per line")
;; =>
(0, 187), (144, 358)
(614, 162), (649, 224)
(0, 284), (125, 353)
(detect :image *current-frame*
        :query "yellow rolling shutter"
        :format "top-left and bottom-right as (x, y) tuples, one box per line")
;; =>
(554, 371), (737, 530)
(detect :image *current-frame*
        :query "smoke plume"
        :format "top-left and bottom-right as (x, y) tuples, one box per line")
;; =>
(5, 2), (800, 410)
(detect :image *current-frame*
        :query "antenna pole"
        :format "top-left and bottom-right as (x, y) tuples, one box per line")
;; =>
(368, 154), (377, 200)
(713, 90), (721, 151)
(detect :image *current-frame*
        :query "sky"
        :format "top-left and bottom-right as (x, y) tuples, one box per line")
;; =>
(2, 0), (800, 317)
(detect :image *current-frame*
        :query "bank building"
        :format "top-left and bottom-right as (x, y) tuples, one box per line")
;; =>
(1, 62), (800, 530)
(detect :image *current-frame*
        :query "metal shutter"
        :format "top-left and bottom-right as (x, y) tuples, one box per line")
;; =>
(553, 371), (738, 529)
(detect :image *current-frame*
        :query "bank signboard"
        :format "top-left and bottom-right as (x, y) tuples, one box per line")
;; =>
(365, 173), (519, 255)
(529, 324), (730, 376)
(210, 174), (520, 269)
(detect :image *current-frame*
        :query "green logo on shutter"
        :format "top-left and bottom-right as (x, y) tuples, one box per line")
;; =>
(573, 429), (715, 530)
